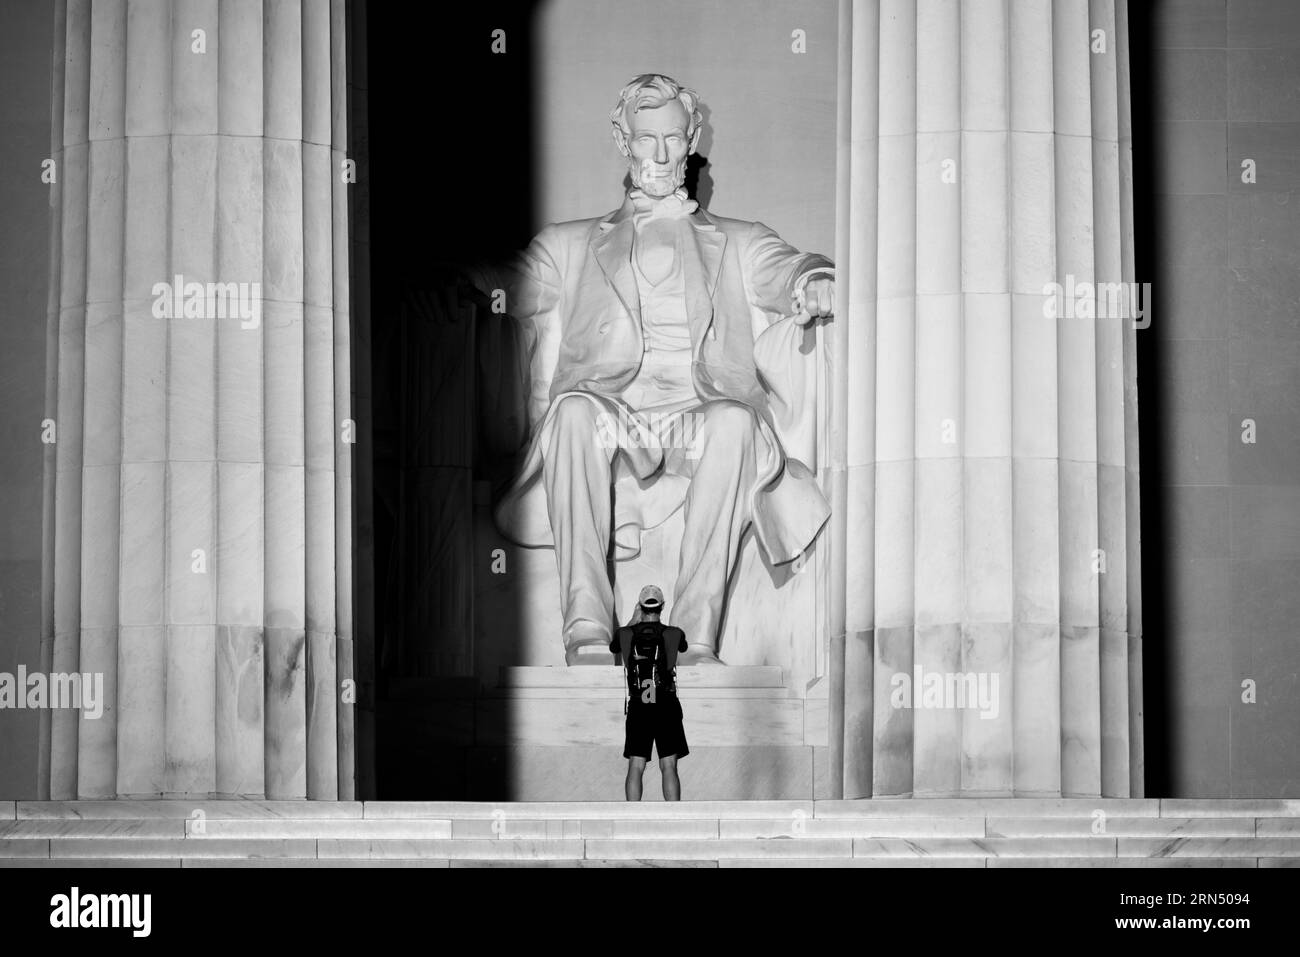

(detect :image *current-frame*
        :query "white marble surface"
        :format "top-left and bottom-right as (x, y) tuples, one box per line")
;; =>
(5, 799), (1299, 867)
(363, 801), (813, 820)
(17, 800), (364, 819)
(986, 817), (1254, 838)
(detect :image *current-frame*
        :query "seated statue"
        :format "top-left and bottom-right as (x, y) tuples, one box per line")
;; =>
(489, 73), (837, 665)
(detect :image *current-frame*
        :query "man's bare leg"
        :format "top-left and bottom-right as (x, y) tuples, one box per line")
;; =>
(660, 754), (680, 801)
(625, 757), (647, 801)
(670, 400), (757, 665)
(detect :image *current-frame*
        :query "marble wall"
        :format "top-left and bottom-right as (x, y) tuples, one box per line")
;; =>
(533, 0), (838, 257)
(1145, 0), (1300, 797)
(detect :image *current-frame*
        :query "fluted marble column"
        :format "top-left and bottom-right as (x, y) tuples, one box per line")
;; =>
(826, 0), (1141, 798)
(41, 0), (353, 799)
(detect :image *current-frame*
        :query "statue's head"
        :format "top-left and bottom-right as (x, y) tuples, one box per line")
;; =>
(609, 74), (703, 198)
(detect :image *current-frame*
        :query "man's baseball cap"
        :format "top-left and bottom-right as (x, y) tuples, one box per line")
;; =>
(637, 585), (664, 611)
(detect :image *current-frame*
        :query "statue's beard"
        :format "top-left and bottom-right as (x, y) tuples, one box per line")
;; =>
(630, 156), (686, 197)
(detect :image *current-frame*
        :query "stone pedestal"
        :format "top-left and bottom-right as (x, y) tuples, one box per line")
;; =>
(377, 664), (825, 801)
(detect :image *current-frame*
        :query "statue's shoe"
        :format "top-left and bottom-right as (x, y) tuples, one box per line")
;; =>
(678, 644), (725, 666)
(564, 626), (614, 666)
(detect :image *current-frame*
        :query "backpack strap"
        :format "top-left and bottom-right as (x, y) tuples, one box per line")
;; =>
(640, 623), (663, 685)
(616, 626), (634, 664)
(662, 626), (684, 673)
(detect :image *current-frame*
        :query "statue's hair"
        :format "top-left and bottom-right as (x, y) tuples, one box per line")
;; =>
(609, 73), (702, 146)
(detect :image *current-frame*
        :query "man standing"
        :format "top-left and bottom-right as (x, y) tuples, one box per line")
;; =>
(493, 74), (837, 665)
(611, 585), (688, 800)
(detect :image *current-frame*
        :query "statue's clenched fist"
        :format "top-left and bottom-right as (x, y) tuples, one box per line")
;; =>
(795, 276), (835, 325)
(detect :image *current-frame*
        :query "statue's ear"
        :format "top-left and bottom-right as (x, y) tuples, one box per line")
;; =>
(612, 125), (630, 157)
(688, 124), (702, 154)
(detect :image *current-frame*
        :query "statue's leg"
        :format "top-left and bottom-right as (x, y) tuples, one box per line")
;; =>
(669, 399), (757, 664)
(541, 394), (618, 662)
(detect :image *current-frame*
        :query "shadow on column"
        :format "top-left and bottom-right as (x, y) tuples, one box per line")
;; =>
(1126, 0), (1171, 798)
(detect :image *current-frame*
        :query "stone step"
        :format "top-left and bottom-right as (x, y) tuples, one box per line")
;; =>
(814, 798), (1162, 817)
(986, 858), (1265, 868)
(1159, 799), (1300, 817)
(18, 797), (1300, 821)
(361, 798), (1170, 819)
(0, 816), (1270, 841)
(985, 817), (1256, 837)
(3, 798), (1299, 865)
(723, 858), (1266, 868)
(0, 859), (185, 868)
(0, 821), (187, 838)
(16, 800), (364, 819)
(444, 859), (719, 868)
(362, 800), (816, 819)
(719, 858), (989, 868)
(4, 834), (1296, 861)
(499, 665), (785, 689)
(45, 838), (321, 859)
(1116, 838), (1300, 857)
(3, 856), (1287, 868)
(195, 859), (720, 868)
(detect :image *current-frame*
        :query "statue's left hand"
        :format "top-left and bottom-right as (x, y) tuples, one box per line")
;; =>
(795, 277), (835, 325)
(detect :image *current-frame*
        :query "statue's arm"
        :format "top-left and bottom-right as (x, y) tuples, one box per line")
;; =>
(743, 221), (835, 321)
(503, 225), (565, 434)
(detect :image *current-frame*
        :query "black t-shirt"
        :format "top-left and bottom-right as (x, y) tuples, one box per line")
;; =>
(610, 621), (687, 699)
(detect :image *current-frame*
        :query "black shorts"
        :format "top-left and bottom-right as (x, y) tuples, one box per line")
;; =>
(623, 692), (689, 761)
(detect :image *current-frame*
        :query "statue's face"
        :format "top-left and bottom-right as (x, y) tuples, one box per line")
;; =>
(624, 98), (692, 198)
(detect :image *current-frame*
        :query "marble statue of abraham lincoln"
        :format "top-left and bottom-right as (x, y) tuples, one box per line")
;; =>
(489, 73), (837, 665)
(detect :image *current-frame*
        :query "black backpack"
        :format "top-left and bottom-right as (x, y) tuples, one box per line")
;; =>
(613, 621), (686, 708)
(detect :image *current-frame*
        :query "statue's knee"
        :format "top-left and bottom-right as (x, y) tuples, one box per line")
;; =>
(696, 400), (757, 447)
(551, 394), (599, 428)
(703, 399), (756, 430)
(550, 396), (615, 451)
